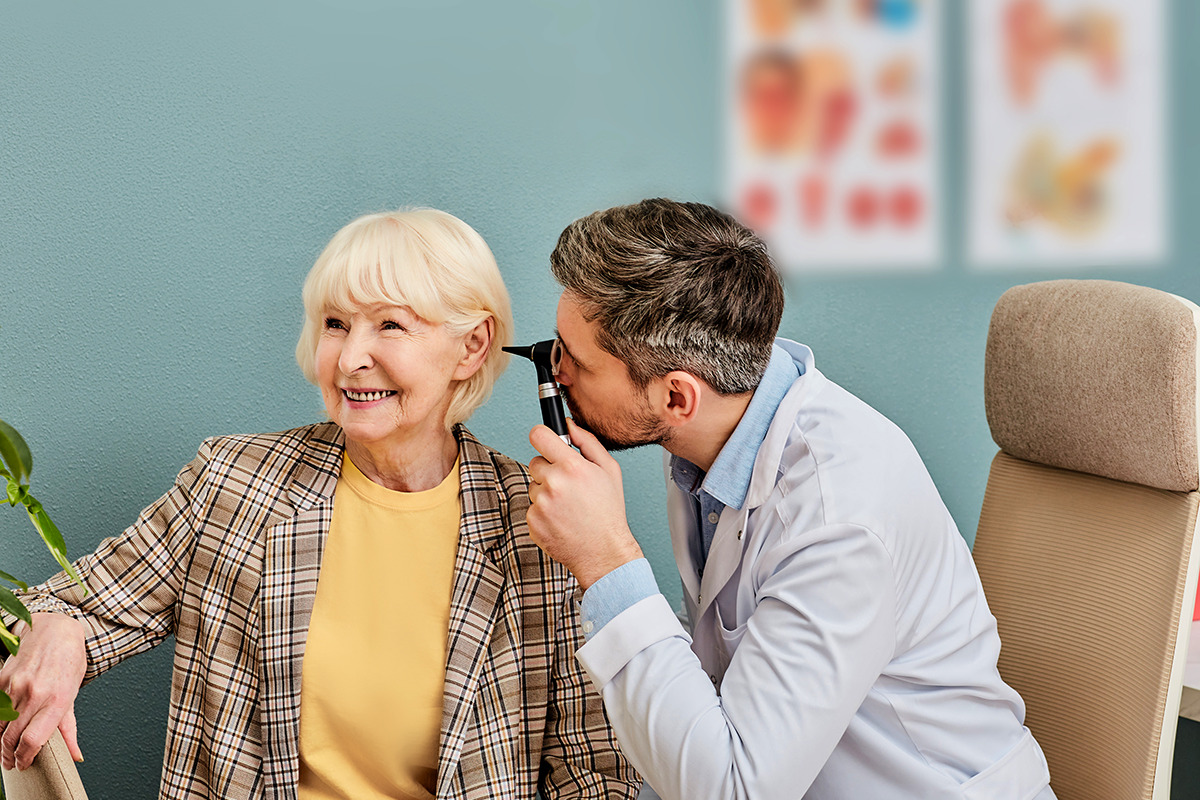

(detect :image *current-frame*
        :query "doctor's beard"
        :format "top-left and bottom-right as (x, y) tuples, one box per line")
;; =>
(560, 386), (673, 453)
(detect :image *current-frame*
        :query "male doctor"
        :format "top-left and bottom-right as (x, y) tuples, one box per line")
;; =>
(525, 198), (1057, 800)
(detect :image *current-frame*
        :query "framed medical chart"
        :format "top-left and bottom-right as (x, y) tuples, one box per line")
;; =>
(968, 0), (1166, 267)
(725, 0), (941, 272)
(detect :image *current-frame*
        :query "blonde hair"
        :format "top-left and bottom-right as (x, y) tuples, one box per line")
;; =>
(296, 208), (513, 429)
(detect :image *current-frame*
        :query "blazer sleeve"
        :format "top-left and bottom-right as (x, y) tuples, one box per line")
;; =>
(538, 583), (642, 799)
(6, 440), (212, 683)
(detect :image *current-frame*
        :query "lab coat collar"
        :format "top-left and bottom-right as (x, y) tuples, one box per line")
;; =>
(677, 344), (800, 511)
(668, 339), (819, 618)
(742, 338), (818, 510)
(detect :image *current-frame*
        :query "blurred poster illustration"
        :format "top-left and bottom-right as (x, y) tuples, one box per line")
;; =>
(726, 0), (941, 271)
(969, 0), (1165, 266)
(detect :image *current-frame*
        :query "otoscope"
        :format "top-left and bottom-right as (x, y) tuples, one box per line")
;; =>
(502, 340), (572, 445)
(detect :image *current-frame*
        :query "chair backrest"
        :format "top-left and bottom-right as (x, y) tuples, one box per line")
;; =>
(974, 279), (1200, 800)
(0, 658), (88, 800)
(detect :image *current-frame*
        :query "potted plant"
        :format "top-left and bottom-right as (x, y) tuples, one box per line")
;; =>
(0, 419), (85, 721)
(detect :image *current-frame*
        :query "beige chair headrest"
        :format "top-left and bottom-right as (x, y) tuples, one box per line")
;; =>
(985, 279), (1199, 492)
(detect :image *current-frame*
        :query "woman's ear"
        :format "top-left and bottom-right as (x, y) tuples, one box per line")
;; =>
(453, 316), (495, 380)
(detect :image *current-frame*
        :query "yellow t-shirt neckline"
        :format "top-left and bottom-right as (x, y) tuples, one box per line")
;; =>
(340, 453), (462, 511)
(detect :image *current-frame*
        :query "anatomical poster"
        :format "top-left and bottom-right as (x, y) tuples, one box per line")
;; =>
(725, 0), (941, 271)
(969, 0), (1166, 267)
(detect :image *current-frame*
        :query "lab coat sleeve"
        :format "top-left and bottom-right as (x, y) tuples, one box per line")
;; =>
(575, 522), (896, 800)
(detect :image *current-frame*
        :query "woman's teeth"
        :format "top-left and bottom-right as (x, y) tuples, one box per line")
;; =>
(344, 389), (396, 402)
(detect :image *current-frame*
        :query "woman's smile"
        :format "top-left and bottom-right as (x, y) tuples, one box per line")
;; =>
(342, 388), (399, 404)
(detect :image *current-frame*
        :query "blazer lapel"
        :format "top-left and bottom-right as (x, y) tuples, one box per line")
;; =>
(258, 424), (343, 799)
(436, 427), (511, 796)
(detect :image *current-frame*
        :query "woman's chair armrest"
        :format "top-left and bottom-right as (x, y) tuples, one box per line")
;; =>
(0, 727), (88, 799)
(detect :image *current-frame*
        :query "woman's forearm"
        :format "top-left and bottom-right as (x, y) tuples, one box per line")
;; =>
(11, 442), (211, 682)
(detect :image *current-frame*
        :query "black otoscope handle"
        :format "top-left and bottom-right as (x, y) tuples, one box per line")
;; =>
(538, 382), (571, 444)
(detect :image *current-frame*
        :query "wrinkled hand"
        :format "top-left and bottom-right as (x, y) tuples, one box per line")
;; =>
(527, 419), (644, 590)
(0, 612), (87, 770)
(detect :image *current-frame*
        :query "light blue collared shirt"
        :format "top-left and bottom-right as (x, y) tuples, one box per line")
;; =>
(579, 345), (801, 640)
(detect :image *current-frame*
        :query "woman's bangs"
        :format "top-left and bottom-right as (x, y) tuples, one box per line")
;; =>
(314, 221), (447, 324)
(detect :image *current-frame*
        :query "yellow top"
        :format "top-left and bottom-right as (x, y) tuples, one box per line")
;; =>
(298, 453), (462, 800)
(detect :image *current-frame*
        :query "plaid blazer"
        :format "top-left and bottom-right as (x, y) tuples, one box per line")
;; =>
(15, 422), (639, 799)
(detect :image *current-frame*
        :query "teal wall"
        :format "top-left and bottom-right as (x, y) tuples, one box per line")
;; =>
(1, 1), (1196, 795)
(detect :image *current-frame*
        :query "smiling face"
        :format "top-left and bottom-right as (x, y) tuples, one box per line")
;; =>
(315, 302), (475, 454)
(553, 293), (672, 452)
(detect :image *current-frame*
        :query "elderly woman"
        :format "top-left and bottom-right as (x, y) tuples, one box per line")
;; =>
(0, 209), (639, 799)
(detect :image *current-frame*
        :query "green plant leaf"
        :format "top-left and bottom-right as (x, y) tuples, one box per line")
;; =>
(0, 586), (31, 628)
(23, 496), (66, 550)
(0, 625), (18, 657)
(0, 569), (27, 590)
(0, 419), (32, 485)
(0, 689), (16, 722)
(26, 503), (85, 589)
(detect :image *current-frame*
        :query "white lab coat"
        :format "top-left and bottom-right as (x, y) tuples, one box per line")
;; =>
(577, 340), (1055, 800)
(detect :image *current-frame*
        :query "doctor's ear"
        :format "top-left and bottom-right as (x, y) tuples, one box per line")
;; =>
(657, 371), (703, 426)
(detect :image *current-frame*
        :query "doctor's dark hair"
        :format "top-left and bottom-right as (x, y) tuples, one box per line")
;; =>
(549, 198), (784, 395)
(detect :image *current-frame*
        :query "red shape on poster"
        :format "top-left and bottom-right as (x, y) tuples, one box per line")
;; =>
(877, 118), (921, 159)
(741, 183), (778, 231)
(817, 89), (857, 159)
(889, 185), (923, 227)
(846, 185), (879, 228)
(798, 174), (828, 229)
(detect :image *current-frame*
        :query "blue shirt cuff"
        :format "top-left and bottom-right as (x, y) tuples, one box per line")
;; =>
(579, 558), (659, 642)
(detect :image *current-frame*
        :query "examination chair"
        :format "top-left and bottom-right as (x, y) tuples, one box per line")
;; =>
(974, 279), (1200, 800)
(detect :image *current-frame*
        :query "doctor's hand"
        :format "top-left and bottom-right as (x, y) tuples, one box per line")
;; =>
(527, 419), (644, 591)
(0, 612), (87, 771)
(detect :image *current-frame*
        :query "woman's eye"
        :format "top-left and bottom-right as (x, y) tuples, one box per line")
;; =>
(323, 317), (347, 331)
(381, 320), (406, 332)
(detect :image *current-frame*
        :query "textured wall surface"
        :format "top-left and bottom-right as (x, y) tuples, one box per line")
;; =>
(1, 1), (1197, 795)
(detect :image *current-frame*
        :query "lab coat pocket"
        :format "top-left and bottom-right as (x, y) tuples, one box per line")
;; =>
(960, 728), (1052, 800)
(714, 602), (748, 673)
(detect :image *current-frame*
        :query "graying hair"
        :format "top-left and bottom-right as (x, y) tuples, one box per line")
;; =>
(550, 198), (784, 395)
